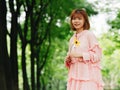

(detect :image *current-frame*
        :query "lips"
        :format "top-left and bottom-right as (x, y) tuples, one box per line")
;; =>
(74, 23), (80, 27)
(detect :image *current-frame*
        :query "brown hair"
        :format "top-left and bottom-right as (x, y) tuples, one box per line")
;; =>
(70, 9), (90, 30)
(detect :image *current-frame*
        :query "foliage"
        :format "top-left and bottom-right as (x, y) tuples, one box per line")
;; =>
(0, 0), (98, 90)
(99, 12), (120, 89)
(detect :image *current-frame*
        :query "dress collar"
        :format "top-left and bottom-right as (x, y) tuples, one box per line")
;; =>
(74, 30), (88, 37)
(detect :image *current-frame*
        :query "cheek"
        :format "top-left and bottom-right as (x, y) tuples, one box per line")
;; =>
(72, 21), (76, 27)
(79, 19), (84, 23)
(71, 20), (75, 24)
(71, 21), (75, 28)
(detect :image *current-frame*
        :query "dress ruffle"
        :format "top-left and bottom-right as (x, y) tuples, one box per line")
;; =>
(82, 43), (102, 63)
(66, 57), (104, 90)
(66, 44), (104, 89)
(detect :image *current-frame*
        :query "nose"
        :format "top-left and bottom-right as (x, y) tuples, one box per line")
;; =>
(74, 19), (79, 23)
(75, 18), (79, 21)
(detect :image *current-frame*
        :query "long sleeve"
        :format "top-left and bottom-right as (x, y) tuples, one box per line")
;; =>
(82, 31), (102, 63)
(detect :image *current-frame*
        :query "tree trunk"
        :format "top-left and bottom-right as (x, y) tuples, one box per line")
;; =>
(9, 0), (19, 89)
(10, 14), (19, 90)
(30, 12), (35, 90)
(0, 65), (7, 90)
(22, 43), (30, 90)
(37, 55), (40, 90)
(0, 0), (14, 90)
(20, 10), (30, 90)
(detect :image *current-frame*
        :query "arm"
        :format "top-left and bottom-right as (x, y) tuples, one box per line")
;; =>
(82, 31), (102, 63)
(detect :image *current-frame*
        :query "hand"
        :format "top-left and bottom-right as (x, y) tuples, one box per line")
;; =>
(65, 55), (71, 63)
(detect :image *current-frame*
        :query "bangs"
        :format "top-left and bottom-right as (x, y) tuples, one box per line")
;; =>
(71, 13), (83, 19)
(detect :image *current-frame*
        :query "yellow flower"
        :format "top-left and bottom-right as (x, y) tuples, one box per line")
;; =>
(74, 38), (80, 46)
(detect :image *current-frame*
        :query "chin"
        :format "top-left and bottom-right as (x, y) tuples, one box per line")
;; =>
(75, 27), (81, 30)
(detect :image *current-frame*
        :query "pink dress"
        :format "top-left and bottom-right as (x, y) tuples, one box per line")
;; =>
(65, 30), (104, 90)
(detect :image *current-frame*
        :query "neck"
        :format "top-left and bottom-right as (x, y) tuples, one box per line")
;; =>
(76, 28), (84, 34)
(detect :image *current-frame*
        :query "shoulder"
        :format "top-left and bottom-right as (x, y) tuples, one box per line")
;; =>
(85, 30), (95, 35)
(85, 30), (96, 38)
(84, 30), (99, 43)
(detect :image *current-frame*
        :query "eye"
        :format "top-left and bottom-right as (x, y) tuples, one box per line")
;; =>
(72, 18), (80, 20)
(72, 17), (76, 20)
(78, 17), (82, 20)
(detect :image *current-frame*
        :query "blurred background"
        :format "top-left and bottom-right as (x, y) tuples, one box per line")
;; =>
(0, 0), (120, 90)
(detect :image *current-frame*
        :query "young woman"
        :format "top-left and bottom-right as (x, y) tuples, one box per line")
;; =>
(65, 9), (104, 90)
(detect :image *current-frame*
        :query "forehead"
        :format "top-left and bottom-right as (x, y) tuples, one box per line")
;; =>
(72, 13), (83, 19)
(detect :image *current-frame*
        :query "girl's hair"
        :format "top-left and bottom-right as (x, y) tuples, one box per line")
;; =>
(70, 9), (90, 30)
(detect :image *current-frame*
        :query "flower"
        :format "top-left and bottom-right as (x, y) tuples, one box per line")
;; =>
(74, 38), (80, 46)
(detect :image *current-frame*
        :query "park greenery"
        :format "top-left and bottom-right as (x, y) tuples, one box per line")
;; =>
(0, 0), (120, 90)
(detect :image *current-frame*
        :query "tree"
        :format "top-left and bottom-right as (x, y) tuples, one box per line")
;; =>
(0, 0), (14, 90)
(99, 11), (120, 89)
(0, 0), (96, 90)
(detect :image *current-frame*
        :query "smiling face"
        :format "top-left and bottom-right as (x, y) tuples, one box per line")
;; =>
(70, 9), (90, 31)
(71, 14), (85, 30)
